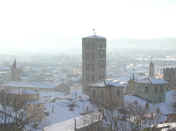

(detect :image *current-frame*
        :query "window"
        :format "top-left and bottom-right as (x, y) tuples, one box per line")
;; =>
(99, 50), (105, 57)
(117, 89), (120, 96)
(154, 88), (157, 93)
(160, 87), (163, 93)
(99, 44), (103, 49)
(145, 86), (148, 93)
(92, 76), (95, 82)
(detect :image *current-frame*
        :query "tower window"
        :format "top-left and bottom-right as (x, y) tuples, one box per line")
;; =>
(160, 87), (164, 93)
(145, 86), (148, 93)
(117, 89), (120, 96)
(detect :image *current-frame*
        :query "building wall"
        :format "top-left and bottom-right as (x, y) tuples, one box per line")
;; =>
(82, 36), (106, 95)
(129, 80), (169, 103)
(11, 68), (21, 81)
(163, 68), (176, 89)
(89, 86), (124, 108)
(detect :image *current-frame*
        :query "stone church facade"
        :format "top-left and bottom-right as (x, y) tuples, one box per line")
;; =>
(88, 81), (124, 108)
(128, 61), (170, 103)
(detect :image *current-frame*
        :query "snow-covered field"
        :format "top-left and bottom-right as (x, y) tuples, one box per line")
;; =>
(37, 88), (97, 130)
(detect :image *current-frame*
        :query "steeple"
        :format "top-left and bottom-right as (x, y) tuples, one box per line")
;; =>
(149, 58), (155, 78)
(11, 59), (20, 81)
(12, 59), (16, 69)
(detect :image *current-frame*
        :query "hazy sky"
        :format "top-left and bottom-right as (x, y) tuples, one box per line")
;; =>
(0, 0), (176, 53)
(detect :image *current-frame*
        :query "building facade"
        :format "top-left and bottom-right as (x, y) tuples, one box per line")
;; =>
(82, 35), (106, 95)
(128, 78), (169, 103)
(88, 80), (125, 108)
(163, 67), (176, 89)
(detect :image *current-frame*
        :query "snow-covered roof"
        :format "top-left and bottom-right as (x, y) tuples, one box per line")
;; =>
(166, 90), (176, 106)
(124, 95), (176, 115)
(43, 111), (102, 131)
(82, 35), (106, 39)
(154, 122), (176, 130)
(135, 78), (168, 85)
(89, 80), (127, 88)
(2, 81), (56, 89)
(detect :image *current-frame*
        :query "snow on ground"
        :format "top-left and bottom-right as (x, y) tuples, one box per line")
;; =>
(38, 88), (97, 130)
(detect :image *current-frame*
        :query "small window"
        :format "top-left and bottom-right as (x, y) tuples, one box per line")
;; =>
(117, 89), (120, 96)
(155, 88), (157, 93)
(145, 87), (148, 93)
(92, 76), (95, 82)
(160, 87), (164, 93)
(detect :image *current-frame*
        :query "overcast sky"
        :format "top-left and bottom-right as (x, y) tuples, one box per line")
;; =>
(0, 0), (176, 53)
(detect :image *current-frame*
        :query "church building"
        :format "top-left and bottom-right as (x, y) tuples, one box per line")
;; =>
(128, 61), (169, 103)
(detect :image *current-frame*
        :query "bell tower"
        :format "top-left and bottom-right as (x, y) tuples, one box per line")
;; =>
(82, 31), (106, 94)
(149, 59), (155, 78)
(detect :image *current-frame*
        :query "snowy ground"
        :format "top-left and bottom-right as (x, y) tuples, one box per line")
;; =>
(35, 87), (176, 131)
(36, 87), (97, 130)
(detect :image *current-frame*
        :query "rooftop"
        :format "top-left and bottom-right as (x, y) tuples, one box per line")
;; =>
(135, 77), (168, 85)
(82, 35), (106, 39)
(89, 80), (127, 88)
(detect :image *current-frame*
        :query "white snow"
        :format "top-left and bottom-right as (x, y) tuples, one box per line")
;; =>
(165, 90), (176, 106)
(43, 111), (102, 131)
(89, 80), (127, 88)
(38, 89), (98, 130)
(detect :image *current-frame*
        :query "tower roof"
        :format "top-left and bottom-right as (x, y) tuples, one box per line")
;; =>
(82, 35), (106, 39)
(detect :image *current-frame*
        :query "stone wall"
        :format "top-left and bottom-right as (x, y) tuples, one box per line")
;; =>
(163, 68), (176, 89)
(89, 86), (124, 108)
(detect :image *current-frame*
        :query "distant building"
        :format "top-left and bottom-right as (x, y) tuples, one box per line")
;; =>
(10, 59), (21, 81)
(0, 81), (58, 101)
(149, 61), (155, 77)
(88, 80), (125, 107)
(128, 77), (169, 103)
(128, 62), (169, 103)
(82, 35), (106, 95)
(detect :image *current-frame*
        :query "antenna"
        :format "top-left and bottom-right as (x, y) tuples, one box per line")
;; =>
(92, 28), (96, 36)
